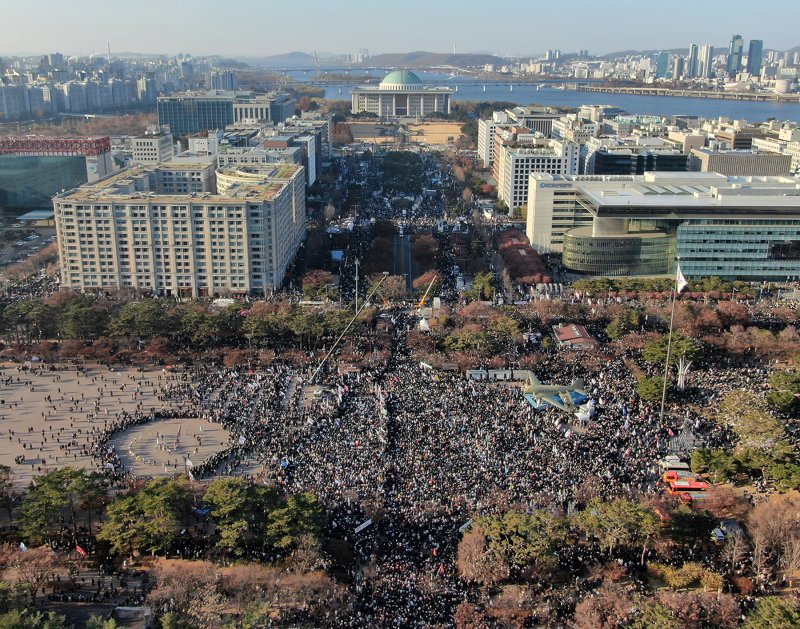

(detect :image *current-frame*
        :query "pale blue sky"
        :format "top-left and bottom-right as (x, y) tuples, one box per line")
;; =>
(1, 0), (799, 57)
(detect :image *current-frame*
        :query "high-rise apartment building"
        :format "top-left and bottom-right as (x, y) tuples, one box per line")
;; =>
(698, 44), (714, 78)
(208, 70), (238, 91)
(747, 39), (764, 76)
(672, 57), (685, 80)
(53, 162), (306, 296)
(727, 34), (744, 75)
(687, 44), (699, 77)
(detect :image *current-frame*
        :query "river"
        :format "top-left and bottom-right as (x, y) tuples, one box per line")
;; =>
(290, 70), (800, 122)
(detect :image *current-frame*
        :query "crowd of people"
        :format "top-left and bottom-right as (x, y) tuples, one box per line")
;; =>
(74, 302), (769, 625)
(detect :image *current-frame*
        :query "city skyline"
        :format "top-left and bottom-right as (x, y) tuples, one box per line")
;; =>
(1, 0), (799, 58)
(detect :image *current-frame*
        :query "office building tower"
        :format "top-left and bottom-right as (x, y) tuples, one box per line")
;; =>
(747, 39), (763, 76)
(156, 91), (296, 137)
(157, 93), (234, 136)
(1, 136), (113, 213)
(655, 51), (670, 79)
(687, 44), (699, 77)
(53, 161), (306, 296)
(727, 34), (744, 75)
(494, 139), (579, 210)
(47, 53), (64, 69)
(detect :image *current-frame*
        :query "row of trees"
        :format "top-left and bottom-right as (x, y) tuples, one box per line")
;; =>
(12, 469), (326, 567)
(1, 293), (358, 353)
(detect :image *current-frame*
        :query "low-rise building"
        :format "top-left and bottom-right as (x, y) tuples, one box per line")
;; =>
(351, 70), (453, 119)
(131, 127), (175, 164)
(689, 147), (792, 176)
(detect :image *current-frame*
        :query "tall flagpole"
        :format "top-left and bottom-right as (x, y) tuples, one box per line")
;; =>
(659, 258), (680, 422)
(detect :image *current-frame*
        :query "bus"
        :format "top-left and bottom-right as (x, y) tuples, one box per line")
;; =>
(667, 479), (709, 495)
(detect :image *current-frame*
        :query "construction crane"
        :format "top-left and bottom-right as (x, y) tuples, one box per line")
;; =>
(417, 277), (438, 309)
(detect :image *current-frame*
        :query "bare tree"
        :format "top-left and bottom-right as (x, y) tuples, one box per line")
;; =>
(456, 523), (509, 588)
(748, 492), (800, 584)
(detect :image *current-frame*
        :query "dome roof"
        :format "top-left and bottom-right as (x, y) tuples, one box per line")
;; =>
(380, 70), (423, 87)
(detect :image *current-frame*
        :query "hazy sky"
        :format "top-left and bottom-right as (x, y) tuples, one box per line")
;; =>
(2, 0), (799, 58)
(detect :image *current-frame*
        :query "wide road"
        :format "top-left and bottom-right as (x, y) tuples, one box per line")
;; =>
(392, 231), (415, 293)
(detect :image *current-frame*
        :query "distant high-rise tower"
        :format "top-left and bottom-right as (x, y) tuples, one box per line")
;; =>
(747, 40), (763, 76)
(672, 56), (685, 80)
(208, 69), (237, 91)
(655, 51), (670, 78)
(698, 44), (714, 78)
(687, 44), (699, 77)
(727, 34), (744, 75)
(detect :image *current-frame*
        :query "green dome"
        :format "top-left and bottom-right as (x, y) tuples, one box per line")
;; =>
(380, 70), (423, 87)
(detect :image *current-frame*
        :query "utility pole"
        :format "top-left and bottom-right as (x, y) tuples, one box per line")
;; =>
(311, 272), (389, 384)
(354, 258), (359, 313)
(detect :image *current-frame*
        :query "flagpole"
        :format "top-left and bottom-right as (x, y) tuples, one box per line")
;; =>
(659, 258), (680, 422)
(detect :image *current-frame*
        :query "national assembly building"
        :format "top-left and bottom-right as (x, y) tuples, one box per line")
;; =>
(351, 70), (454, 119)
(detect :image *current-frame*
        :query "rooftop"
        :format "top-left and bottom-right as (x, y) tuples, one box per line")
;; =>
(55, 162), (301, 205)
(380, 70), (422, 86)
(531, 172), (800, 214)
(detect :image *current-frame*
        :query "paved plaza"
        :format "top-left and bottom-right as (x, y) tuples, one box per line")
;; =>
(0, 362), (230, 487)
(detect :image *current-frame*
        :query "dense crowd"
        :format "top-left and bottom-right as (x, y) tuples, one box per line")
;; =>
(78, 304), (772, 626)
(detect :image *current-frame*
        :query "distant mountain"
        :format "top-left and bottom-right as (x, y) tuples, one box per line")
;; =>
(241, 52), (316, 68)
(367, 51), (509, 68)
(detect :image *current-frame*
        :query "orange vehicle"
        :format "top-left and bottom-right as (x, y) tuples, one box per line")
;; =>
(662, 469), (699, 483)
(667, 479), (709, 494)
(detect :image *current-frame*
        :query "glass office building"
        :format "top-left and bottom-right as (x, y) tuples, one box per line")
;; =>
(157, 96), (234, 136)
(677, 219), (800, 280)
(0, 155), (87, 214)
(528, 172), (800, 280)
(562, 227), (675, 276)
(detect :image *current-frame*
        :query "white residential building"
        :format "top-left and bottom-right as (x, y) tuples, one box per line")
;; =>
(53, 162), (306, 297)
(477, 112), (511, 167)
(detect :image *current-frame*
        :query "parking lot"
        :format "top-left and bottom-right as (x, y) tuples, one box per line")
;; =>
(0, 221), (56, 269)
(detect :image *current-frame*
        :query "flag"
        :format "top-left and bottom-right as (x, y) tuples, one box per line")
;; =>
(75, 545), (88, 557)
(18, 542), (27, 552)
(676, 264), (688, 293)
